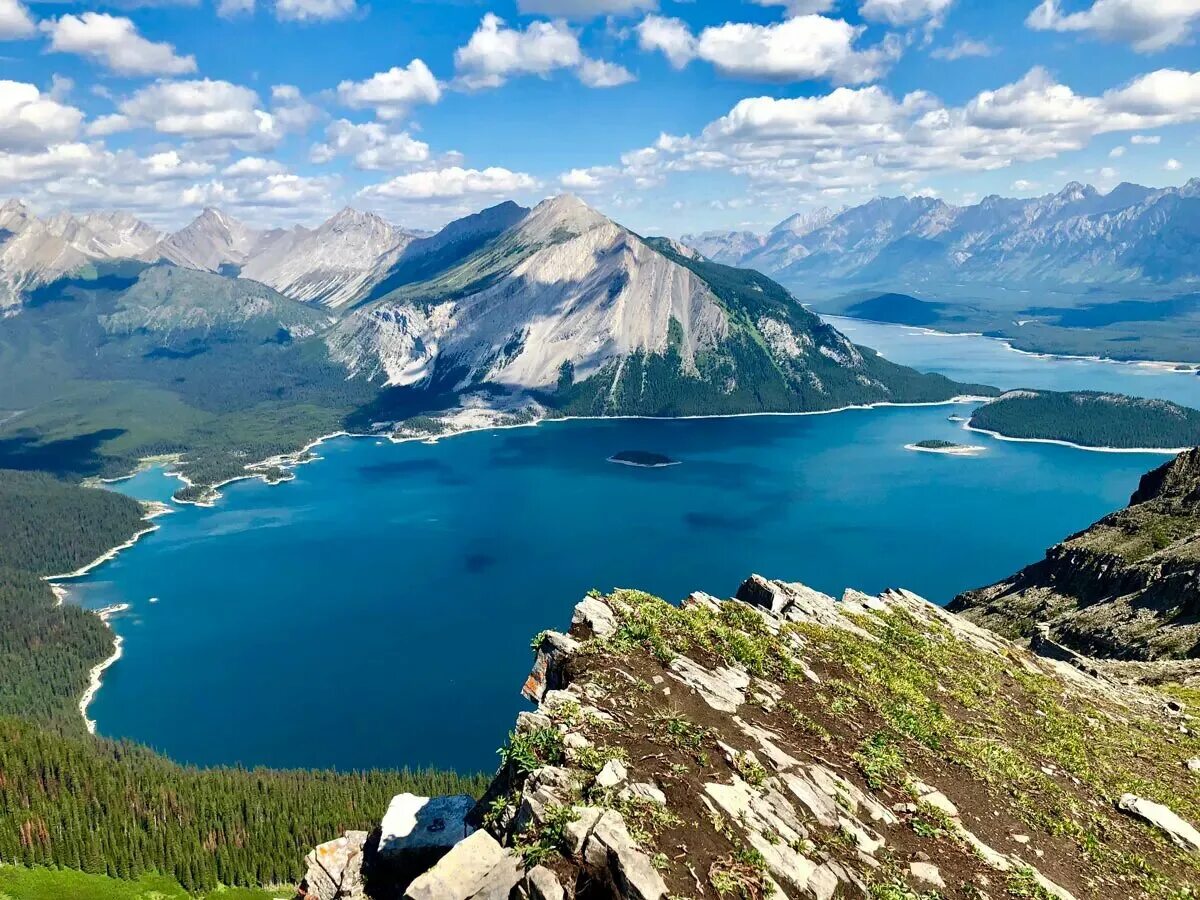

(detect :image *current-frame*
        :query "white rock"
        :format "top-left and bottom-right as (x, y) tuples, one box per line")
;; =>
(595, 759), (628, 789)
(403, 830), (522, 900)
(667, 655), (749, 713)
(909, 862), (946, 888)
(378, 793), (474, 858)
(571, 596), (617, 639)
(1119, 793), (1200, 852)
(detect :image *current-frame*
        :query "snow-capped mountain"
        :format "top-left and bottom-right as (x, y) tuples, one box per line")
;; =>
(684, 179), (1200, 289)
(240, 208), (421, 309)
(150, 208), (265, 273)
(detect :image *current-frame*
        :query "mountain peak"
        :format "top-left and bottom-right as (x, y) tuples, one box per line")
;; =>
(521, 194), (609, 240)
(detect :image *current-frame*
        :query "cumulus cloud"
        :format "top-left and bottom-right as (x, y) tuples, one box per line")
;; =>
(636, 14), (900, 84)
(275, 0), (358, 22)
(360, 165), (537, 199)
(930, 36), (994, 59)
(0, 80), (83, 151)
(516, 0), (655, 17)
(611, 66), (1200, 197)
(310, 119), (433, 169)
(0, 0), (35, 40)
(117, 79), (282, 146)
(217, 0), (255, 16)
(860, 0), (954, 26)
(336, 60), (441, 120)
(1131, 133), (1161, 143)
(1109, 144), (1126, 156)
(1027, 0), (1200, 53)
(559, 165), (619, 189)
(41, 13), (197, 76)
(453, 13), (631, 90)
(577, 58), (635, 87)
(1166, 157), (1183, 169)
(750, 0), (837, 14)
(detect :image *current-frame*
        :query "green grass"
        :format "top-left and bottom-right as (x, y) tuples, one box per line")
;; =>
(0, 867), (287, 900)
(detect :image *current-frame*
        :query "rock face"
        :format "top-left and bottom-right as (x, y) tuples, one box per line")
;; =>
(951, 448), (1200, 660)
(299, 576), (1200, 898)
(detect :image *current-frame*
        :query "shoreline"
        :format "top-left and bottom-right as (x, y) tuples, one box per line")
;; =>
(904, 443), (986, 456)
(824, 314), (1200, 372)
(79, 604), (129, 735)
(962, 422), (1187, 455)
(47, 392), (992, 736)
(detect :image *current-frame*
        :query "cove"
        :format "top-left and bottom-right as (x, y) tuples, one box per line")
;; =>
(68, 404), (1166, 774)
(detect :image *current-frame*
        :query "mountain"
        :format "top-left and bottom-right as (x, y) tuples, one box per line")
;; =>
(149, 207), (265, 273)
(0, 202), (161, 311)
(678, 228), (764, 265)
(328, 195), (981, 417)
(298, 576), (1200, 900)
(951, 448), (1200, 660)
(240, 208), (422, 309)
(686, 179), (1200, 290)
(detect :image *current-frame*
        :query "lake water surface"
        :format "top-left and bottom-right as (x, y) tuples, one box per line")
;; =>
(65, 321), (1200, 773)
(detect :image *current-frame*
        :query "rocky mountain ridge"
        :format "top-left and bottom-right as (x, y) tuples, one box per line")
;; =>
(952, 447), (1200, 660)
(684, 179), (1200, 290)
(297, 573), (1200, 899)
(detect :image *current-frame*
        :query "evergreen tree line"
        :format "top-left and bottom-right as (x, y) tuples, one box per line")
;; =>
(0, 469), (488, 893)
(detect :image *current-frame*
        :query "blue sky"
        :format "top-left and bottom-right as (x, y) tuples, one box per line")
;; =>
(1, 0), (1197, 235)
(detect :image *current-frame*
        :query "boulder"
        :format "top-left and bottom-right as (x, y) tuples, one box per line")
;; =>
(586, 810), (668, 900)
(526, 865), (565, 900)
(595, 759), (628, 789)
(570, 596), (617, 639)
(378, 793), (475, 884)
(1118, 793), (1200, 852)
(909, 861), (946, 888)
(666, 655), (748, 713)
(404, 830), (523, 900)
(300, 830), (368, 900)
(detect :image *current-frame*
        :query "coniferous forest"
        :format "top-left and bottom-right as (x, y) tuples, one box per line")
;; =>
(0, 469), (487, 894)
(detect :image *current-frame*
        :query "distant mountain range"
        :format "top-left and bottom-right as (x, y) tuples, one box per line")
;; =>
(0, 193), (983, 493)
(684, 179), (1200, 290)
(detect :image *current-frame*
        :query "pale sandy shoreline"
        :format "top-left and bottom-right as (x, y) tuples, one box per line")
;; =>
(79, 604), (129, 735)
(904, 442), (986, 456)
(962, 422), (1187, 455)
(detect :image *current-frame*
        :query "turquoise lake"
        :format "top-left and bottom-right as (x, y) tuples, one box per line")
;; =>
(65, 322), (1200, 774)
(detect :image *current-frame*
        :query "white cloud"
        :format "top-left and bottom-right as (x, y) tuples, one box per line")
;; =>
(577, 57), (635, 87)
(930, 36), (994, 59)
(454, 13), (630, 90)
(1130, 133), (1161, 143)
(270, 84), (322, 132)
(636, 14), (900, 84)
(41, 13), (196, 76)
(749, 0), (837, 14)
(1011, 178), (1038, 190)
(1166, 157), (1183, 169)
(336, 60), (441, 120)
(1026, 0), (1200, 53)
(454, 14), (581, 89)
(311, 119), (432, 169)
(118, 79), (281, 144)
(274, 0), (358, 22)
(223, 156), (286, 176)
(145, 149), (214, 178)
(559, 165), (619, 189)
(635, 15), (695, 69)
(860, 0), (954, 26)
(360, 165), (537, 200)
(217, 0), (254, 16)
(86, 113), (131, 136)
(516, 0), (655, 18)
(0, 80), (83, 151)
(615, 66), (1200, 197)
(0, 0), (35, 40)
(1109, 144), (1126, 156)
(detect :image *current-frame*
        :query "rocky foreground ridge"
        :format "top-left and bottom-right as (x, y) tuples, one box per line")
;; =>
(298, 575), (1200, 899)
(952, 448), (1200, 661)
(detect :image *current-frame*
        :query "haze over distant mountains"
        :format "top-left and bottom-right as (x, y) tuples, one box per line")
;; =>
(684, 179), (1200, 290)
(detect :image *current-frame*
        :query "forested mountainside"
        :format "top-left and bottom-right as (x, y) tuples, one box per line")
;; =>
(952, 448), (1200, 660)
(297, 577), (1200, 900)
(0, 470), (487, 896)
(0, 194), (987, 499)
(968, 390), (1200, 450)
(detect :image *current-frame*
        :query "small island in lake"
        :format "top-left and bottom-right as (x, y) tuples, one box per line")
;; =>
(905, 439), (986, 456)
(607, 450), (680, 468)
(968, 389), (1200, 450)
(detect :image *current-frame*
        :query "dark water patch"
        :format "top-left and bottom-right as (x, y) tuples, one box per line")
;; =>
(464, 552), (496, 573)
(0, 428), (126, 477)
(357, 457), (469, 487)
(608, 450), (678, 467)
(144, 346), (209, 360)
